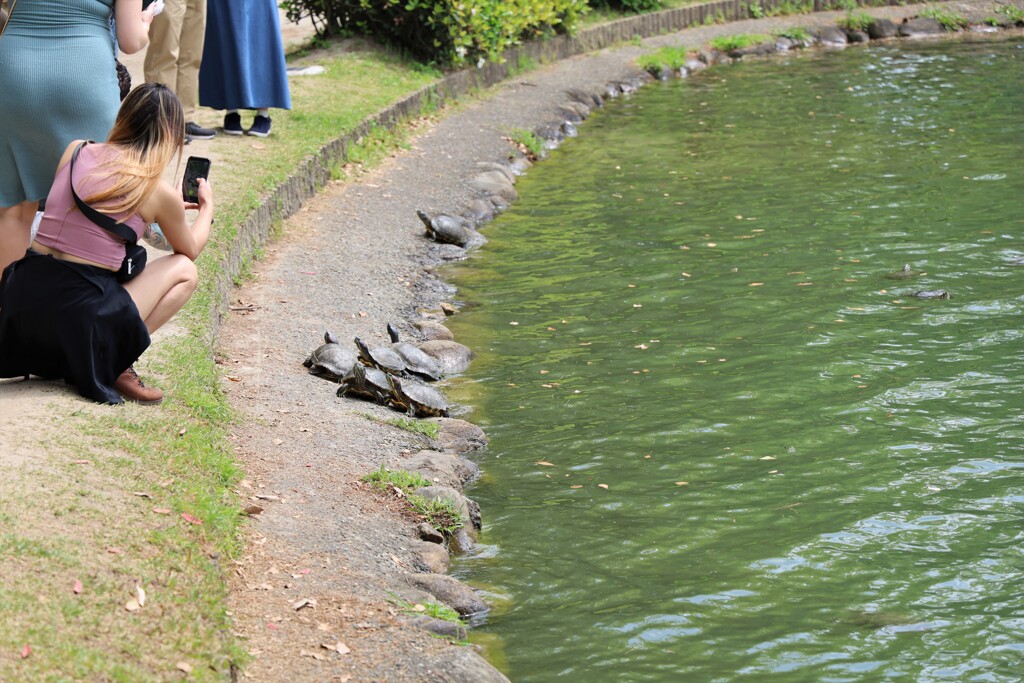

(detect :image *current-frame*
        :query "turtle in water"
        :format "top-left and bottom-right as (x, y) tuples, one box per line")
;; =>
(336, 363), (392, 405)
(387, 375), (450, 418)
(416, 339), (475, 376)
(416, 210), (474, 247)
(913, 289), (950, 300)
(354, 337), (407, 375)
(303, 331), (358, 381)
(386, 323), (442, 381)
(886, 264), (923, 280)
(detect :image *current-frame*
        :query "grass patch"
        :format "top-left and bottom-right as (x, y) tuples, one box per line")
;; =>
(387, 594), (467, 643)
(710, 33), (771, 52)
(837, 10), (875, 31)
(919, 5), (969, 30)
(636, 45), (690, 73)
(407, 495), (465, 534)
(995, 4), (1024, 24)
(362, 466), (431, 494)
(774, 27), (811, 42)
(504, 127), (545, 160)
(387, 416), (441, 439)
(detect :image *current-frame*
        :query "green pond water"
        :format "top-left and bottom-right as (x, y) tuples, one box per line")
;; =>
(444, 37), (1024, 682)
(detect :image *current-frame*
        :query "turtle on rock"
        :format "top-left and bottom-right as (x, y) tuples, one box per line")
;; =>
(354, 337), (407, 375)
(416, 210), (483, 249)
(303, 331), (358, 381)
(337, 363), (392, 405)
(386, 323), (442, 381)
(387, 375), (450, 418)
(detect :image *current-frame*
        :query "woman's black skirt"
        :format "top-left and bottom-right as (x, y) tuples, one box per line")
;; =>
(0, 250), (150, 404)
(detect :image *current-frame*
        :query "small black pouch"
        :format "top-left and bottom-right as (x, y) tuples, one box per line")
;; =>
(118, 243), (147, 283)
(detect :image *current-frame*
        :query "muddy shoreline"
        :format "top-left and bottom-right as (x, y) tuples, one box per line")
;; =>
(216, 4), (1018, 681)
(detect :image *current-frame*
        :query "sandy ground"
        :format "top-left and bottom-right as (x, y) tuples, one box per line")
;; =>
(2, 2), (1014, 680)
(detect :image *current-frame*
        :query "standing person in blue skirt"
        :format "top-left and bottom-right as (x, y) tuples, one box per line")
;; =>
(198, 0), (291, 138)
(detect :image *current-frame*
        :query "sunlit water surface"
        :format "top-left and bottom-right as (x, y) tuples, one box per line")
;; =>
(444, 37), (1024, 682)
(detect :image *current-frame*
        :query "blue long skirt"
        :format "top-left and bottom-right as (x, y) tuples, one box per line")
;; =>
(198, 0), (292, 111)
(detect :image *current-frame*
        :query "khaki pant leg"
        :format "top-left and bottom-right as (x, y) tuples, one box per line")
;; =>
(143, 0), (187, 90)
(175, 0), (208, 119)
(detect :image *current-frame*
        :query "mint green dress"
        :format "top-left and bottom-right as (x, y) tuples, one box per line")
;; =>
(0, 0), (119, 207)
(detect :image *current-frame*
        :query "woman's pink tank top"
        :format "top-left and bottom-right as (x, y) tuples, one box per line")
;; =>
(34, 144), (148, 270)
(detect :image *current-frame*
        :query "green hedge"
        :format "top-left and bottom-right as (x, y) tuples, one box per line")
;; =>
(282, 0), (589, 65)
(591, 0), (663, 13)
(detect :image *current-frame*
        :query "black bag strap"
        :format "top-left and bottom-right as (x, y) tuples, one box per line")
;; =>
(69, 141), (138, 245)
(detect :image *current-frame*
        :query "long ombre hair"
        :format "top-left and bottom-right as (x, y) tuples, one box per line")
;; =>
(83, 82), (185, 214)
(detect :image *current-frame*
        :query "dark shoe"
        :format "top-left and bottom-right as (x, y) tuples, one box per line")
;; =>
(115, 367), (164, 405)
(246, 115), (272, 138)
(223, 112), (244, 135)
(185, 121), (216, 140)
(184, 133), (193, 145)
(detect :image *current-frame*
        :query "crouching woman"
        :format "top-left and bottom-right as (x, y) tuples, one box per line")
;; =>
(0, 83), (214, 405)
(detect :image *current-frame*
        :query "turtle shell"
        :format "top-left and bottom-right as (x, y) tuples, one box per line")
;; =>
(355, 337), (406, 374)
(417, 210), (471, 247)
(385, 324), (442, 381)
(388, 375), (449, 418)
(337, 364), (391, 405)
(308, 343), (358, 381)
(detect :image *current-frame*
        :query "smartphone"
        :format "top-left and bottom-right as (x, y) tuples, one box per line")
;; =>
(182, 156), (211, 203)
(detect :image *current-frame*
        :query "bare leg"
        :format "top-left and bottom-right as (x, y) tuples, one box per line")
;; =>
(122, 253), (198, 334)
(0, 201), (39, 272)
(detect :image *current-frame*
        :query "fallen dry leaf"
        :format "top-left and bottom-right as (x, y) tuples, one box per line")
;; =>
(597, 484), (609, 490)
(136, 585), (147, 607)
(535, 461), (555, 467)
(20, 644), (30, 659)
(71, 459), (92, 465)
(293, 598), (317, 611)
(153, 508), (171, 515)
(176, 662), (193, 674)
(125, 599), (141, 612)
(131, 491), (151, 498)
(321, 642), (352, 655)
(243, 505), (264, 516)
(73, 580), (83, 594)
(675, 481), (689, 486)
(181, 513), (202, 525)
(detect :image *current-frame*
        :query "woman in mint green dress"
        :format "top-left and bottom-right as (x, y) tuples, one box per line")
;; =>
(0, 0), (152, 272)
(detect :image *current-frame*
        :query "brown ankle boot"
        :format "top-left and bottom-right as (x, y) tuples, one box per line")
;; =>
(115, 366), (164, 405)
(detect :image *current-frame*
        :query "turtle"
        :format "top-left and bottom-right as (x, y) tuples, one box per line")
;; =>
(303, 331), (358, 381)
(417, 210), (473, 247)
(354, 337), (407, 375)
(913, 289), (950, 300)
(416, 339), (475, 376)
(885, 264), (923, 280)
(387, 375), (450, 418)
(336, 363), (392, 405)
(386, 323), (442, 381)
